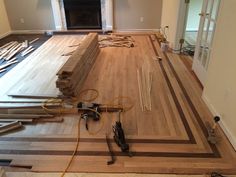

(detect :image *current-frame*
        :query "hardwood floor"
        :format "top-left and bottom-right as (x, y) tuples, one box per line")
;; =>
(0, 34), (235, 174)
(0, 34), (50, 78)
(5, 172), (236, 177)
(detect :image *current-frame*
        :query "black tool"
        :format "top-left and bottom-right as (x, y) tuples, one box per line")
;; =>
(78, 102), (101, 130)
(211, 172), (226, 177)
(113, 111), (131, 155)
(106, 134), (115, 165)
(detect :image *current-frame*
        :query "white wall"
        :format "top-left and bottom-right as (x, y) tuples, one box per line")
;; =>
(114, 0), (162, 31)
(4, 0), (55, 31)
(186, 0), (203, 31)
(0, 0), (10, 38)
(161, 0), (180, 48)
(203, 0), (236, 150)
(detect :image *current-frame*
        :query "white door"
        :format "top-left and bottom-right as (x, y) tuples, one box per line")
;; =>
(192, 0), (221, 85)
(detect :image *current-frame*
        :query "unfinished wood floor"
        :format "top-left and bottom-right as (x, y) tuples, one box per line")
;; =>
(0, 34), (235, 174)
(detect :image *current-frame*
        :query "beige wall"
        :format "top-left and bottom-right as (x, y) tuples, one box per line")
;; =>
(4, 0), (55, 31)
(161, 0), (180, 48)
(203, 0), (236, 149)
(114, 0), (162, 30)
(0, 0), (10, 38)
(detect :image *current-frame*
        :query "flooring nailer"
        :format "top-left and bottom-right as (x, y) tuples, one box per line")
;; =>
(77, 102), (132, 165)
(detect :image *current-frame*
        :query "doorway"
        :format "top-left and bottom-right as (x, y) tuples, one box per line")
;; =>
(192, 0), (221, 85)
(183, 0), (203, 56)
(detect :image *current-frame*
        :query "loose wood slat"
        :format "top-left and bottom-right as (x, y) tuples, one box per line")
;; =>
(0, 121), (22, 134)
(0, 114), (54, 119)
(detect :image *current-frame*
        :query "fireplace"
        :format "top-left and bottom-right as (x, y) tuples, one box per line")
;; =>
(51, 0), (113, 31)
(63, 0), (102, 29)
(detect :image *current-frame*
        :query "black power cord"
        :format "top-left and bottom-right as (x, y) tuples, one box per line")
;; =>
(211, 172), (227, 177)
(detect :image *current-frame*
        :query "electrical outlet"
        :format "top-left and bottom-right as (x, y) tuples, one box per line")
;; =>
(224, 88), (231, 100)
(20, 18), (25, 24)
(140, 17), (144, 22)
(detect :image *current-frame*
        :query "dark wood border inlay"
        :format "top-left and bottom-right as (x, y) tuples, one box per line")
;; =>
(153, 34), (221, 158)
(148, 35), (195, 143)
(0, 137), (191, 144)
(0, 150), (217, 158)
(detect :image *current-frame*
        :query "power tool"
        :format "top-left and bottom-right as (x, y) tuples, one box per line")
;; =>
(113, 111), (131, 154)
(77, 102), (123, 130)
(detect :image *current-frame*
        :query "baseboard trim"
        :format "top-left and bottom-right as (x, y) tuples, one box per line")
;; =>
(202, 93), (236, 151)
(11, 30), (53, 34)
(114, 29), (160, 33)
(105, 25), (113, 31)
(55, 26), (63, 30)
(0, 31), (11, 39)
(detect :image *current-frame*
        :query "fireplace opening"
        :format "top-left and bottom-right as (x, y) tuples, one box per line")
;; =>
(63, 0), (102, 29)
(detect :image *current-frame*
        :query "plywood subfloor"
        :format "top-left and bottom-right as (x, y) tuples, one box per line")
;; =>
(0, 34), (235, 174)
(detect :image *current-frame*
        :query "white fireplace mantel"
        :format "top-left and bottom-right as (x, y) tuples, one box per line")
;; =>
(50, 0), (113, 31)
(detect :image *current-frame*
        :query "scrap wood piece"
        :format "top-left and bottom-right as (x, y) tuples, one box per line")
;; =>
(8, 94), (59, 99)
(0, 119), (33, 123)
(7, 57), (17, 64)
(5, 44), (23, 61)
(0, 104), (62, 110)
(21, 46), (33, 56)
(29, 38), (39, 44)
(0, 121), (22, 134)
(0, 69), (6, 74)
(1, 42), (20, 58)
(21, 47), (35, 57)
(0, 60), (18, 70)
(6, 108), (56, 115)
(0, 41), (14, 50)
(0, 114), (54, 119)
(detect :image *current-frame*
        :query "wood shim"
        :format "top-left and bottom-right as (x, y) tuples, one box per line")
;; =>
(137, 59), (153, 111)
(56, 33), (100, 97)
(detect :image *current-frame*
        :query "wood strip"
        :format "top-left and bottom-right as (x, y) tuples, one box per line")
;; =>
(8, 94), (58, 99)
(21, 48), (35, 57)
(0, 119), (33, 123)
(29, 38), (39, 44)
(0, 114), (54, 119)
(0, 136), (192, 144)
(0, 149), (218, 158)
(0, 61), (18, 70)
(0, 69), (6, 74)
(0, 121), (22, 134)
